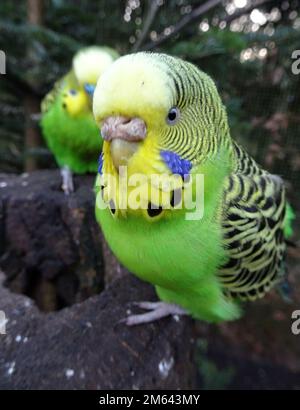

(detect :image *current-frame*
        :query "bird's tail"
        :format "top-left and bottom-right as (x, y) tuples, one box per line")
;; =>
(284, 202), (295, 240)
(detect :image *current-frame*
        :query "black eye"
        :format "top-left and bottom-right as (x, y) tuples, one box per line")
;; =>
(166, 107), (180, 125)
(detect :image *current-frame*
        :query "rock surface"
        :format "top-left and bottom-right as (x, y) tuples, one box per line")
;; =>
(0, 171), (104, 311)
(0, 170), (299, 390)
(0, 272), (196, 389)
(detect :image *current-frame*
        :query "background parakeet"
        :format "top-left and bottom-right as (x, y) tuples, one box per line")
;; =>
(41, 46), (119, 194)
(93, 53), (290, 325)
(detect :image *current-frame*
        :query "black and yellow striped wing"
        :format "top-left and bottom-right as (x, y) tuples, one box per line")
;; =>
(219, 148), (287, 301)
(41, 77), (64, 114)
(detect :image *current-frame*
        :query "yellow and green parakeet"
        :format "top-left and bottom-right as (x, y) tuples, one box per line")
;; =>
(41, 46), (119, 194)
(93, 52), (291, 325)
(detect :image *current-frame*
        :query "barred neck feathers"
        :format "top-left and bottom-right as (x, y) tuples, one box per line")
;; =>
(154, 54), (233, 165)
(231, 141), (265, 177)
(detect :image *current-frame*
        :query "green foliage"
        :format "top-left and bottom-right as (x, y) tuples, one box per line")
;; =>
(196, 339), (235, 389)
(169, 28), (247, 59)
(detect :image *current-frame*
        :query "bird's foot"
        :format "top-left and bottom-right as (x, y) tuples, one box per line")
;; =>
(60, 166), (74, 195)
(122, 301), (187, 326)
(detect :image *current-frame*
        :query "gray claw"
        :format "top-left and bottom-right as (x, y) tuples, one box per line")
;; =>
(123, 301), (187, 326)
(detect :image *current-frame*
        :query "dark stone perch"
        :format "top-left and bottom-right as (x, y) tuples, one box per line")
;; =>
(0, 171), (127, 309)
(0, 171), (105, 310)
(0, 170), (299, 389)
(0, 170), (197, 389)
(0, 272), (196, 389)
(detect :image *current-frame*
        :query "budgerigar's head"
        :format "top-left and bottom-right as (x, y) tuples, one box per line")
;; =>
(93, 52), (230, 169)
(73, 46), (119, 95)
(62, 46), (119, 118)
(93, 53), (231, 219)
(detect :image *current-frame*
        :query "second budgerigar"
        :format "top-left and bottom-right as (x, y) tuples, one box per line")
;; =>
(41, 46), (119, 194)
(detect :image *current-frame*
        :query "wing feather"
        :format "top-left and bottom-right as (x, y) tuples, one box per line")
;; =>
(219, 145), (287, 301)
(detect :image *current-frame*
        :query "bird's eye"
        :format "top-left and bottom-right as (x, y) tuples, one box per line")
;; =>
(166, 107), (180, 125)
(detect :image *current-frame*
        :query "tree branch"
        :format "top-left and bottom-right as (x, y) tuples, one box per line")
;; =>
(143, 0), (222, 50)
(132, 0), (161, 52)
(143, 0), (274, 51)
(27, 0), (44, 25)
(25, 0), (44, 172)
(224, 0), (273, 25)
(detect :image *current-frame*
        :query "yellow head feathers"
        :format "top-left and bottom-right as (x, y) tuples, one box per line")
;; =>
(93, 52), (231, 169)
(93, 53), (176, 128)
(73, 46), (119, 86)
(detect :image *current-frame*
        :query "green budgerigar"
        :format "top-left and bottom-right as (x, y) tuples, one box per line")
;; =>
(93, 52), (291, 325)
(41, 46), (119, 194)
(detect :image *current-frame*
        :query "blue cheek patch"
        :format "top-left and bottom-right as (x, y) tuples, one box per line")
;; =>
(69, 89), (77, 96)
(160, 150), (192, 177)
(98, 153), (103, 175)
(84, 83), (96, 96)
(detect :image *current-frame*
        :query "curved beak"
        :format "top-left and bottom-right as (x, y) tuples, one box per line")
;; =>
(101, 116), (146, 169)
